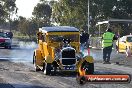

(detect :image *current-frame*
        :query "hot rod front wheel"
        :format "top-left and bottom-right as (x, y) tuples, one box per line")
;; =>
(44, 63), (52, 75)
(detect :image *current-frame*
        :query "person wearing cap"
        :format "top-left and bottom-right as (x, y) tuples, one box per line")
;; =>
(102, 28), (117, 64)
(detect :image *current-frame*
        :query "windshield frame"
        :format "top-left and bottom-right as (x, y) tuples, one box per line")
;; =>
(127, 36), (132, 42)
(0, 32), (8, 38)
(48, 34), (79, 43)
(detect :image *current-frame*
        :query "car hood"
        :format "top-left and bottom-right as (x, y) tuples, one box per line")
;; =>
(0, 37), (10, 39)
(0, 38), (10, 42)
(130, 42), (132, 45)
(127, 42), (132, 46)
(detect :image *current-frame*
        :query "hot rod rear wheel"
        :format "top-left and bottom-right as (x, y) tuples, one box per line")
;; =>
(87, 63), (94, 74)
(33, 54), (41, 71)
(76, 75), (87, 85)
(44, 63), (52, 75)
(82, 61), (94, 75)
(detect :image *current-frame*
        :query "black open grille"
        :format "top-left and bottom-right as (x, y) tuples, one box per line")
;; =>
(62, 49), (75, 58)
(62, 59), (76, 65)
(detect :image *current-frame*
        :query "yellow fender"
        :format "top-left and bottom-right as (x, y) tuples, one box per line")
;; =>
(34, 49), (43, 66)
(77, 55), (94, 76)
(45, 55), (53, 63)
(83, 56), (94, 63)
(76, 59), (85, 76)
(78, 66), (86, 76)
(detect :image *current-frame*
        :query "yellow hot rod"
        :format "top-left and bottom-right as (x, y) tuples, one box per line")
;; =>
(33, 26), (94, 75)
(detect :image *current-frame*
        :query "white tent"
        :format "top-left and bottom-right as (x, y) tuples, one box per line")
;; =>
(96, 19), (132, 36)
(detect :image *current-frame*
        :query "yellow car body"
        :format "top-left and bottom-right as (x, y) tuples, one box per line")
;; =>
(116, 35), (132, 53)
(33, 26), (94, 75)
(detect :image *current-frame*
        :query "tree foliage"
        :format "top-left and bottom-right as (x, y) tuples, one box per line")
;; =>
(51, 0), (132, 35)
(90, 0), (132, 20)
(8, 0), (132, 38)
(18, 16), (38, 38)
(52, 0), (88, 30)
(0, 0), (17, 24)
(32, 2), (52, 27)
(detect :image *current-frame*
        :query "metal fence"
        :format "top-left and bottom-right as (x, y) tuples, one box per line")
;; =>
(89, 37), (117, 50)
(89, 37), (102, 49)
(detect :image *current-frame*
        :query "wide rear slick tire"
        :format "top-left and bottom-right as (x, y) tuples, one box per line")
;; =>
(82, 61), (94, 75)
(44, 63), (52, 75)
(87, 63), (94, 74)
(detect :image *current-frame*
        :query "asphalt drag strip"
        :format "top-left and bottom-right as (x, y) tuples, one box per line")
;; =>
(0, 57), (132, 88)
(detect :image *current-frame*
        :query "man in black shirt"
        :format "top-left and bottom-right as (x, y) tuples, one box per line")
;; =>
(80, 31), (89, 52)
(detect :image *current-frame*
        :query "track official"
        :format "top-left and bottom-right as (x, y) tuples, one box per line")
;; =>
(102, 28), (117, 64)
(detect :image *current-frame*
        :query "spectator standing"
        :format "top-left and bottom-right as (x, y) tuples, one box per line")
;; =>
(5, 32), (13, 39)
(80, 31), (89, 52)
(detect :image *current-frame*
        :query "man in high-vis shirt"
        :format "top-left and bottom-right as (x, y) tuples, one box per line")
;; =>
(102, 28), (117, 64)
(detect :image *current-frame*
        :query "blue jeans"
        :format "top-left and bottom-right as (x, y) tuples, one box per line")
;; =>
(80, 43), (85, 52)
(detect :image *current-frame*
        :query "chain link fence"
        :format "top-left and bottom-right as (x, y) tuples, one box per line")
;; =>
(89, 37), (116, 50)
(89, 37), (102, 49)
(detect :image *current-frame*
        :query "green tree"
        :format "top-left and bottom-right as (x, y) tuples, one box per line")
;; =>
(52, 0), (88, 30)
(42, 0), (132, 35)
(32, 2), (52, 27)
(11, 19), (19, 31)
(90, 0), (132, 35)
(17, 16), (38, 38)
(17, 16), (27, 35)
(0, 0), (17, 24)
(0, 2), (6, 24)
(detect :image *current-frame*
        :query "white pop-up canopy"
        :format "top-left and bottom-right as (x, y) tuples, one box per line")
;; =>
(96, 19), (132, 36)
(96, 19), (132, 26)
